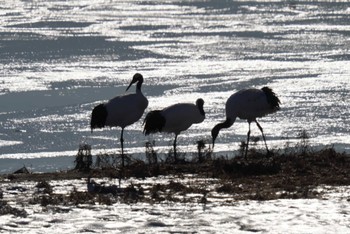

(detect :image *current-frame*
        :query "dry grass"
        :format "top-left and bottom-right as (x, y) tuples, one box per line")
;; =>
(1, 146), (349, 212)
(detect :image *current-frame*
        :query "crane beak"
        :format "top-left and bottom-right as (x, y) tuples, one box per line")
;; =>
(126, 82), (133, 92)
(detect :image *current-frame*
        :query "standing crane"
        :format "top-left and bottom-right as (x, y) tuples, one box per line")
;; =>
(90, 73), (148, 167)
(143, 98), (205, 162)
(211, 87), (280, 158)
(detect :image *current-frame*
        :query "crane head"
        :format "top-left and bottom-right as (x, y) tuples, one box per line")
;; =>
(211, 118), (233, 149)
(126, 73), (143, 91)
(211, 125), (220, 148)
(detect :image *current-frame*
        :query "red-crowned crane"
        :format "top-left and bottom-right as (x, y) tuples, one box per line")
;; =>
(211, 87), (280, 158)
(143, 98), (205, 162)
(90, 73), (148, 167)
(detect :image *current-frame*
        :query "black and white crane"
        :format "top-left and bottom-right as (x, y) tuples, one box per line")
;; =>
(211, 87), (280, 158)
(90, 73), (148, 167)
(143, 98), (205, 162)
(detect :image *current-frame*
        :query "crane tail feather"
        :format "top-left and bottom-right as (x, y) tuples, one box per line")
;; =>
(143, 110), (165, 135)
(91, 104), (107, 131)
(261, 87), (281, 110)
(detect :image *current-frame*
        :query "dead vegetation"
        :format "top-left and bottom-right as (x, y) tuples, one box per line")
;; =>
(1, 141), (350, 213)
(0, 201), (28, 217)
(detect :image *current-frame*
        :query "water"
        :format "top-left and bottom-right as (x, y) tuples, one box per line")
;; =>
(0, 0), (349, 173)
(1, 176), (350, 233)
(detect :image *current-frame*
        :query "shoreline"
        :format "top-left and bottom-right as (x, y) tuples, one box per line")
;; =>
(1, 147), (350, 233)
(1, 146), (349, 201)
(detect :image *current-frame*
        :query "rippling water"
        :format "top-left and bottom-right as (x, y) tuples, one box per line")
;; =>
(0, 0), (349, 173)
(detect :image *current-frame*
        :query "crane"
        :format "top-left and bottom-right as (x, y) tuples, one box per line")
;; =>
(90, 73), (148, 167)
(143, 98), (205, 162)
(211, 87), (280, 158)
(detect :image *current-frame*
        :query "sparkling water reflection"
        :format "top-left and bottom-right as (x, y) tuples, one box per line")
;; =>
(0, 0), (349, 172)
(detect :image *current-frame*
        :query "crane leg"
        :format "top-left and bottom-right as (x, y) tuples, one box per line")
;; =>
(173, 134), (178, 163)
(120, 128), (125, 167)
(255, 120), (270, 155)
(245, 122), (251, 159)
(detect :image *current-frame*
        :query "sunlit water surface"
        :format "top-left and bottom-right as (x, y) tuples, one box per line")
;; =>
(0, 0), (349, 173)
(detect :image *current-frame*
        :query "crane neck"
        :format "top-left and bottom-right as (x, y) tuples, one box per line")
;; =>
(217, 118), (234, 131)
(136, 78), (143, 92)
(211, 117), (234, 148)
(196, 100), (205, 116)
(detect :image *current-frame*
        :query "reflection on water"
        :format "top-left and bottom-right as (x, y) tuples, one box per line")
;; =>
(0, 0), (349, 172)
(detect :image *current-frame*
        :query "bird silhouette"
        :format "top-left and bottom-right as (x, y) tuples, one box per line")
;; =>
(143, 98), (205, 162)
(211, 87), (280, 158)
(90, 73), (148, 167)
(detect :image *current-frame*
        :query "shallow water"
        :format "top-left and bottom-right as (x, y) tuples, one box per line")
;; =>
(1, 176), (350, 233)
(0, 0), (349, 173)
